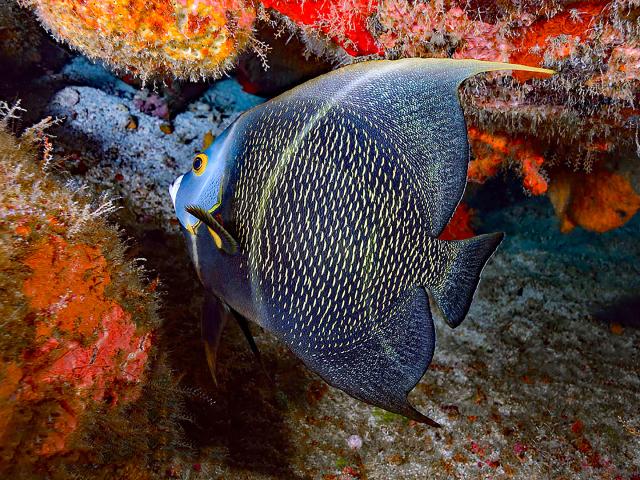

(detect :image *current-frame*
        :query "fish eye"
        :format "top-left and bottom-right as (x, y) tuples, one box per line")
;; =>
(192, 153), (208, 176)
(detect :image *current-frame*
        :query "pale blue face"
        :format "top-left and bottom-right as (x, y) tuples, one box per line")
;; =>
(170, 129), (231, 233)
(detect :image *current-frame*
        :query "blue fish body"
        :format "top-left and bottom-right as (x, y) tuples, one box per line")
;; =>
(170, 58), (553, 424)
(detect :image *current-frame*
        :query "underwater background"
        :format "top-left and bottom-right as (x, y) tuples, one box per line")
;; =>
(1, 0), (639, 478)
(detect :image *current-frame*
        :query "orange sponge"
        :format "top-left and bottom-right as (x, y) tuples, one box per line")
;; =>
(22, 0), (256, 80)
(0, 112), (178, 476)
(548, 170), (640, 233)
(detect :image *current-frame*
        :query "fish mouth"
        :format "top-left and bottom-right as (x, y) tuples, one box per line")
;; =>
(169, 175), (183, 208)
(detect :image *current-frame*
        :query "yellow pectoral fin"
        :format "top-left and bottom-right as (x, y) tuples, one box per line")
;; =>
(208, 227), (223, 249)
(186, 205), (238, 255)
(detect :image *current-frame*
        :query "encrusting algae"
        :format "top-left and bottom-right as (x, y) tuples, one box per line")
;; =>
(0, 103), (184, 479)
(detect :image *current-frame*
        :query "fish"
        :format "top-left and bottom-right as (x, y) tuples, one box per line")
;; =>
(170, 58), (554, 426)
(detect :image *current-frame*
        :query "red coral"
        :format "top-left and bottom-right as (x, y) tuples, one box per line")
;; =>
(588, 45), (640, 99)
(260, 0), (382, 55)
(376, 2), (512, 61)
(439, 203), (475, 240)
(510, 1), (608, 81)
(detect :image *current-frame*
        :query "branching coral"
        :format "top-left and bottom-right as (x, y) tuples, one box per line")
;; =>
(468, 127), (548, 196)
(508, 1), (609, 82)
(21, 0), (256, 80)
(0, 103), (183, 477)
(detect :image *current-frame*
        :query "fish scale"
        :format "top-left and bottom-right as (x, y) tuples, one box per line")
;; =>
(172, 58), (554, 424)
(233, 103), (429, 352)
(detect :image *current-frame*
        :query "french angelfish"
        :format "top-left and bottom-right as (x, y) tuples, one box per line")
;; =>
(170, 58), (553, 426)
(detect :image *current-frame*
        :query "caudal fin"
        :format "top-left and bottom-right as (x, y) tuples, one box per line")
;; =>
(429, 232), (504, 328)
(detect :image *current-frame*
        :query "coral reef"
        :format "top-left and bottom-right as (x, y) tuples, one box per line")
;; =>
(1, 2), (639, 476)
(259, 0), (640, 231)
(0, 21), (637, 475)
(20, 0), (256, 80)
(0, 103), (182, 478)
(468, 127), (548, 196)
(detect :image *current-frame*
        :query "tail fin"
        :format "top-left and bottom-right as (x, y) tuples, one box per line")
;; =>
(429, 232), (504, 328)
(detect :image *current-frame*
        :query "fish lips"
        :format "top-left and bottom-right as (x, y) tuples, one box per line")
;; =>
(170, 174), (197, 232)
(169, 174), (183, 209)
(170, 174), (204, 233)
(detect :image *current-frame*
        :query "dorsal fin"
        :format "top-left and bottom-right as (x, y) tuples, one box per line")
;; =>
(276, 58), (553, 237)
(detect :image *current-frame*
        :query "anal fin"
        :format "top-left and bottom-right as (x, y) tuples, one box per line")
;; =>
(303, 287), (440, 426)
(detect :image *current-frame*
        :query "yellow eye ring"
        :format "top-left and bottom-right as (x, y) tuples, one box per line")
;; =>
(192, 153), (208, 176)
